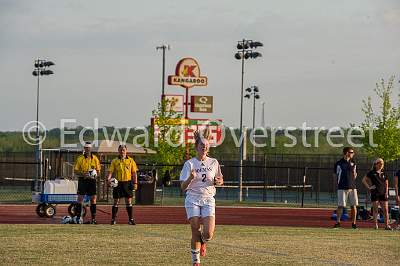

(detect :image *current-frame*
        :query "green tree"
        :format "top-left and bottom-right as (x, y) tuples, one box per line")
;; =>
(150, 99), (189, 177)
(361, 76), (400, 161)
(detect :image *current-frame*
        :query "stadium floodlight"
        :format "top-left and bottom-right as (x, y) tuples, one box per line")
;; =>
(250, 52), (262, 58)
(40, 70), (54, 75)
(244, 86), (261, 163)
(237, 42), (250, 50)
(32, 59), (55, 192)
(249, 41), (263, 48)
(43, 61), (55, 67)
(235, 39), (263, 201)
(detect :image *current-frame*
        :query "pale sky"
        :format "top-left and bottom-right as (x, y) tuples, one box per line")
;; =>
(0, 0), (399, 131)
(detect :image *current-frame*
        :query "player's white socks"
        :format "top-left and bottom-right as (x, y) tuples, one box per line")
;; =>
(191, 249), (200, 264)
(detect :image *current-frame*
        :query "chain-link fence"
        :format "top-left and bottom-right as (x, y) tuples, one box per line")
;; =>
(1, 152), (399, 207)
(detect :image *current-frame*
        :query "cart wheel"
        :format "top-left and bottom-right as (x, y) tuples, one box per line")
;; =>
(68, 203), (86, 217)
(44, 204), (56, 218)
(36, 203), (46, 217)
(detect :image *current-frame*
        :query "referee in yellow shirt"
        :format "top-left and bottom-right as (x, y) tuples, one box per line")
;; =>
(107, 144), (138, 225)
(73, 142), (101, 224)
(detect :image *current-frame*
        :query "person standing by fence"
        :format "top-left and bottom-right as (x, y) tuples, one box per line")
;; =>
(73, 142), (101, 224)
(363, 158), (392, 230)
(333, 147), (358, 229)
(395, 170), (400, 229)
(107, 144), (138, 225)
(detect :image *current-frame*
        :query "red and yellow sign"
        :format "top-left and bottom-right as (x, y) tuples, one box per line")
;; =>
(151, 118), (223, 146)
(168, 58), (208, 89)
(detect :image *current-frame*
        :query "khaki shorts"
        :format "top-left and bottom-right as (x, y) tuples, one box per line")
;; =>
(337, 189), (358, 207)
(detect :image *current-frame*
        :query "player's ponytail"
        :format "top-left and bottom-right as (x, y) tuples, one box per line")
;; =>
(194, 127), (211, 148)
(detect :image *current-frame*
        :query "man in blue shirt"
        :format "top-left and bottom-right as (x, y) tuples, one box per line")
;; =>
(333, 147), (358, 229)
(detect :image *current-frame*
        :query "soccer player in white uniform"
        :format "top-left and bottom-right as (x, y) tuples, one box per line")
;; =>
(180, 129), (223, 266)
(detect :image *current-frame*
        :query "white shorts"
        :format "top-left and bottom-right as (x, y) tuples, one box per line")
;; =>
(337, 189), (358, 207)
(184, 194), (215, 219)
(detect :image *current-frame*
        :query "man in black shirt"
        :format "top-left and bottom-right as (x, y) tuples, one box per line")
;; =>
(333, 147), (358, 229)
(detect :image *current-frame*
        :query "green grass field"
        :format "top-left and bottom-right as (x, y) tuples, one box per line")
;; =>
(0, 224), (398, 265)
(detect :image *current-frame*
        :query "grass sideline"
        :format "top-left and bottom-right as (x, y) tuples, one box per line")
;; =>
(1, 224), (398, 265)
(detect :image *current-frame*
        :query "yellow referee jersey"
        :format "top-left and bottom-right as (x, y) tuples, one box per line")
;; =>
(74, 154), (101, 176)
(109, 156), (138, 182)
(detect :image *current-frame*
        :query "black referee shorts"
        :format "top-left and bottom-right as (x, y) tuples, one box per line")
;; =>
(113, 181), (134, 199)
(77, 178), (97, 196)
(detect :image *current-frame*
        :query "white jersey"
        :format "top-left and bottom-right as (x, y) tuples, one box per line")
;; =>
(179, 156), (223, 198)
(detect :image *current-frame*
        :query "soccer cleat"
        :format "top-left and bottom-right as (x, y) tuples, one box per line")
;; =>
(374, 223), (379, 230)
(200, 242), (206, 257)
(74, 216), (82, 224)
(396, 225), (400, 230)
(333, 222), (341, 229)
(351, 223), (357, 229)
(110, 219), (116, 225)
(384, 225), (393, 231)
(91, 219), (97, 225)
(128, 219), (136, 225)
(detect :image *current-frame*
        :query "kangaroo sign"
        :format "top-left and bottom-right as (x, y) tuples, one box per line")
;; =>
(168, 57), (208, 89)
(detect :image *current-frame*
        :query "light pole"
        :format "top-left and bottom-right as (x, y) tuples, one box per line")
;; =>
(245, 86), (260, 162)
(235, 39), (263, 201)
(261, 101), (265, 128)
(156, 44), (170, 98)
(32, 59), (54, 191)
